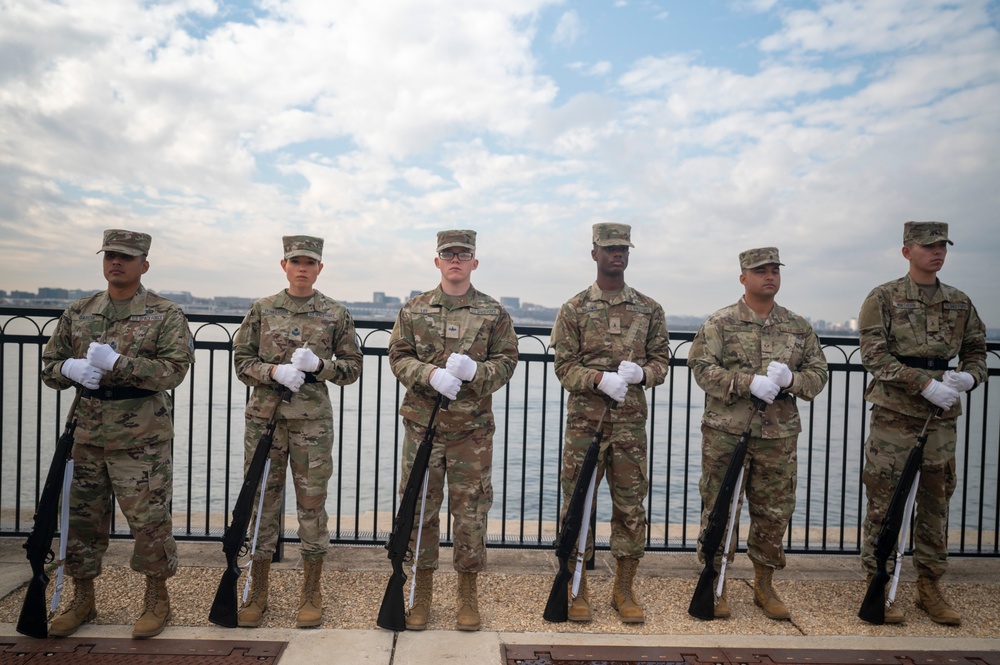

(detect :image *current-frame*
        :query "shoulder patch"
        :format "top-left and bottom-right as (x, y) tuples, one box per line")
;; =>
(943, 303), (969, 310)
(626, 305), (652, 314)
(893, 302), (919, 309)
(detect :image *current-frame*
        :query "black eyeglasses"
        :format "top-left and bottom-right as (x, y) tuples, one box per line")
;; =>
(438, 251), (475, 261)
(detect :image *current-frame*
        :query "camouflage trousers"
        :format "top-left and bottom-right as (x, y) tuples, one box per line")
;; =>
(861, 405), (957, 580)
(399, 418), (494, 573)
(64, 440), (177, 580)
(697, 425), (797, 569)
(245, 415), (333, 561)
(560, 415), (648, 560)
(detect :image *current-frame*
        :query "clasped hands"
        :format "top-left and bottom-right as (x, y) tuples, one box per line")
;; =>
(61, 341), (122, 389)
(595, 360), (645, 404)
(272, 348), (334, 393)
(429, 353), (478, 400)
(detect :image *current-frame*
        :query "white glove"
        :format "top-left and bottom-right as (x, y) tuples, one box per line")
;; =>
(61, 358), (105, 390)
(942, 370), (974, 393)
(749, 375), (780, 404)
(272, 364), (305, 392)
(291, 347), (322, 373)
(921, 379), (959, 410)
(446, 353), (477, 382)
(429, 368), (461, 400)
(86, 341), (121, 372)
(766, 361), (793, 389)
(617, 360), (644, 385)
(597, 371), (628, 403)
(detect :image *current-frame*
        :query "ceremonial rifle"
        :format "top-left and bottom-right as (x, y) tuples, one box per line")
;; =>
(377, 395), (445, 631)
(209, 388), (291, 628)
(688, 397), (766, 620)
(543, 401), (612, 622)
(858, 408), (940, 624)
(17, 390), (82, 638)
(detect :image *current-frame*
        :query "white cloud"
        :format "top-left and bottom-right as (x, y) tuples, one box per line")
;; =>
(552, 9), (583, 46)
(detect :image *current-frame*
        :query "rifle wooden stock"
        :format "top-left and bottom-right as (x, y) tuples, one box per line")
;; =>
(17, 390), (81, 639)
(688, 397), (765, 620)
(377, 396), (443, 631)
(858, 408), (939, 625)
(209, 389), (289, 628)
(543, 404), (609, 623)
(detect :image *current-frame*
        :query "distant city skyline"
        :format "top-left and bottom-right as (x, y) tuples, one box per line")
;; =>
(1, 283), (869, 334)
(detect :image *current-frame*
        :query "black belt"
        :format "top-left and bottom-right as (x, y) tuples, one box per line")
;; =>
(303, 373), (320, 384)
(774, 392), (795, 402)
(893, 355), (952, 371)
(82, 387), (159, 401)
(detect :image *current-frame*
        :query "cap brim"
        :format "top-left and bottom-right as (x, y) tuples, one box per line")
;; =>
(285, 251), (323, 261)
(97, 245), (145, 256)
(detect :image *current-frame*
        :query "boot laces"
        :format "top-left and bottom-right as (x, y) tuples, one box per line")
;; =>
(143, 579), (160, 612)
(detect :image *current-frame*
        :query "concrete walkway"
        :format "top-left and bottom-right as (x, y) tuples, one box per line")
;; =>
(0, 539), (997, 664)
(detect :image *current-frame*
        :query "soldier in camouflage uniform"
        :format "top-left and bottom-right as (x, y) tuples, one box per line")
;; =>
(551, 223), (671, 624)
(387, 229), (517, 631)
(232, 236), (361, 629)
(858, 222), (987, 626)
(688, 247), (827, 621)
(40, 229), (194, 638)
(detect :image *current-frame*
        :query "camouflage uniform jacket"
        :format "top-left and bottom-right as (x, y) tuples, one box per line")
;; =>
(41, 285), (194, 449)
(688, 297), (828, 438)
(552, 282), (671, 423)
(234, 289), (362, 420)
(388, 285), (518, 432)
(859, 274), (987, 419)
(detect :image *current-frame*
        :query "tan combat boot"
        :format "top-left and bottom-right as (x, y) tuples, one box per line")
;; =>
(405, 568), (434, 630)
(456, 571), (481, 631)
(296, 558), (324, 628)
(611, 557), (645, 623)
(49, 578), (97, 637)
(714, 579), (730, 619)
(567, 564), (592, 622)
(865, 573), (904, 624)
(753, 562), (790, 620)
(916, 576), (961, 626)
(133, 576), (170, 638)
(238, 557), (271, 627)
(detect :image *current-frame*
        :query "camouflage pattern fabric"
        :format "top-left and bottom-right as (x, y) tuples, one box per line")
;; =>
(560, 416), (649, 560)
(233, 289), (362, 420)
(688, 296), (828, 568)
(234, 289), (362, 560)
(388, 284), (516, 572)
(688, 297), (828, 438)
(399, 419), (495, 572)
(858, 274), (987, 420)
(41, 285), (193, 579)
(861, 405), (957, 579)
(859, 274), (987, 579)
(244, 415), (334, 560)
(697, 425), (798, 568)
(551, 282), (670, 558)
(388, 285), (518, 432)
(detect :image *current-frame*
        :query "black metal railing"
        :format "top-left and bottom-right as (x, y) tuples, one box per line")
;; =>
(2, 307), (998, 557)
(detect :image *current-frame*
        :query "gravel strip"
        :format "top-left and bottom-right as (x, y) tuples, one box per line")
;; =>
(0, 561), (997, 637)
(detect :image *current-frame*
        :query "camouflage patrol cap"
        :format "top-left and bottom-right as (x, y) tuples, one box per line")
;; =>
(592, 223), (634, 247)
(97, 229), (151, 256)
(282, 235), (323, 261)
(903, 221), (953, 246)
(436, 230), (476, 252)
(739, 247), (784, 270)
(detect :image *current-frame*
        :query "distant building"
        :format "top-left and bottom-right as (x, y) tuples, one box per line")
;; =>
(38, 287), (69, 299)
(501, 297), (521, 310)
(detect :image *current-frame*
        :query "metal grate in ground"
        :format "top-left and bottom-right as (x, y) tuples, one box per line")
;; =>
(0, 638), (286, 664)
(502, 644), (1000, 665)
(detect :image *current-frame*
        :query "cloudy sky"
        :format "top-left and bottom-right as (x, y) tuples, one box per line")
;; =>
(1, 0), (998, 327)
